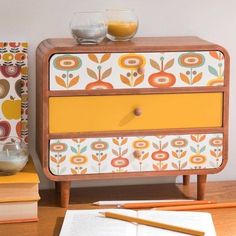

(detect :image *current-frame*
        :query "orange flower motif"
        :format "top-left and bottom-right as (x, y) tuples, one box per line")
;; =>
(2, 53), (14, 62)
(50, 142), (67, 152)
(53, 55), (82, 71)
(209, 137), (223, 147)
(151, 150), (169, 161)
(178, 53), (205, 68)
(118, 54), (146, 70)
(91, 140), (108, 151)
(148, 72), (176, 88)
(189, 154), (206, 165)
(111, 157), (129, 168)
(171, 138), (188, 148)
(15, 52), (26, 61)
(21, 67), (28, 75)
(9, 42), (21, 47)
(85, 80), (113, 90)
(70, 155), (87, 165)
(132, 139), (149, 149)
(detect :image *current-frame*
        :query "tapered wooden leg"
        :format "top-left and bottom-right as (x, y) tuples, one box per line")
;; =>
(60, 181), (71, 208)
(183, 175), (190, 185)
(197, 175), (207, 200)
(55, 181), (60, 194)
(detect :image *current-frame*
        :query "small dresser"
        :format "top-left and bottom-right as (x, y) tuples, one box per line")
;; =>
(36, 37), (229, 207)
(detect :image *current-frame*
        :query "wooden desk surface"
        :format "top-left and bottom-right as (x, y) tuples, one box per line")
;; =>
(0, 181), (236, 236)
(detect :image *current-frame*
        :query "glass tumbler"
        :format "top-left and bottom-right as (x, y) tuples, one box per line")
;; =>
(70, 11), (107, 44)
(0, 137), (28, 175)
(106, 9), (138, 41)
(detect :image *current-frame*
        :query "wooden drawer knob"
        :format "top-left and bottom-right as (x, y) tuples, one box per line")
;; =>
(134, 108), (142, 116)
(133, 150), (142, 158)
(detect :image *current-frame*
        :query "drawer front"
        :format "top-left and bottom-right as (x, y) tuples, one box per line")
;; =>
(49, 133), (223, 175)
(49, 93), (223, 133)
(49, 51), (224, 91)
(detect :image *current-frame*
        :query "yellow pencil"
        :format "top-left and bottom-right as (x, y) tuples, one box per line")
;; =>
(100, 211), (205, 236)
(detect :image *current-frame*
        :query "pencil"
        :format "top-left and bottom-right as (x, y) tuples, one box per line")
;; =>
(122, 200), (215, 209)
(153, 202), (236, 211)
(100, 211), (205, 236)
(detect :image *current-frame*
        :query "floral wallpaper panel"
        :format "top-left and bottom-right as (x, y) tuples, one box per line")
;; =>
(0, 42), (28, 144)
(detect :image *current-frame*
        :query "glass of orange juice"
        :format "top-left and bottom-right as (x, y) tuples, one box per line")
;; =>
(106, 9), (138, 41)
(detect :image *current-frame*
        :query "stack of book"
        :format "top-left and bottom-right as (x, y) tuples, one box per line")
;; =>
(0, 157), (40, 223)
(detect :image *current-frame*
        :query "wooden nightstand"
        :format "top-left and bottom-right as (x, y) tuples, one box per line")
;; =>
(36, 37), (229, 207)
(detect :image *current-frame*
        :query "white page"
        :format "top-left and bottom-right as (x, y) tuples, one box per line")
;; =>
(137, 210), (216, 236)
(59, 209), (137, 236)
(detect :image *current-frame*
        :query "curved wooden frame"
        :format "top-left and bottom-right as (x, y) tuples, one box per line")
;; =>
(36, 37), (230, 207)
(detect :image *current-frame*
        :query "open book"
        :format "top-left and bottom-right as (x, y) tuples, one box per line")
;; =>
(60, 209), (216, 236)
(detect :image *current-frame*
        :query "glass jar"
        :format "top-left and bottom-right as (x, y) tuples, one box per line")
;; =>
(70, 11), (107, 44)
(106, 9), (138, 41)
(0, 137), (28, 175)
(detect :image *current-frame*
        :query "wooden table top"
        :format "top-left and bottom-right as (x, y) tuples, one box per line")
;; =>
(0, 181), (236, 236)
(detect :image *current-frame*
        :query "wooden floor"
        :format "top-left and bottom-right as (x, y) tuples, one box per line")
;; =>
(0, 181), (236, 236)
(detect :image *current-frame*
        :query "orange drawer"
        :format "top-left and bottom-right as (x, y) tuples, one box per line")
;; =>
(49, 92), (223, 133)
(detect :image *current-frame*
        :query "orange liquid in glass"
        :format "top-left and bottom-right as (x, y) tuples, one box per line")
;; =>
(107, 21), (138, 38)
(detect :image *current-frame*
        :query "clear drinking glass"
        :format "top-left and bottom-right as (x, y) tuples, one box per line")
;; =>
(0, 137), (28, 175)
(70, 11), (107, 44)
(106, 9), (138, 41)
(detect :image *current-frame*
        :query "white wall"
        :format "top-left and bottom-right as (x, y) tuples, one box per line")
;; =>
(0, 0), (235, 189)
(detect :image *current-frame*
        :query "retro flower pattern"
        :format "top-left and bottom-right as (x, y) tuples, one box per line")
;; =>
(50, 142), (68, 152)
(50, 140), (68, 175)
(152, 137), (169, 171)
(50, 51), (225, 90)
(86, 53), (113, 90)
(91, 139), (108, 173)
(148, 56), (176, 88)
(132, 138), (149, 171)
(70, 155), (87, 165)
(111, 137), (129, 172)
(91, 140), (108, 151)
(54, 55), (81, 71)
(171, 137), (188, 148)
(188, 134), (207, 169)
(133, 139), (149, 149)
(178, 53), (205, 68)
(49, 133), (223, 176)
(207, 51), (224, 86)
(118, 54), (146, 87)
(53, 54), (82, 89)
(209, 135), (223, 168)
(171, 137), (188, 170)
(179, 53), (205, 85)
(0, 42), (28, 144)
(69, 138), (88, 175)
(119, 54), (146, 70)
(189, 154), (206, 165)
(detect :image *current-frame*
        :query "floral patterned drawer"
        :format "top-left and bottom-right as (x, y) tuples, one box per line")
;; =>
(49, 51), (224, 91)
(49, 133), (223, 176)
